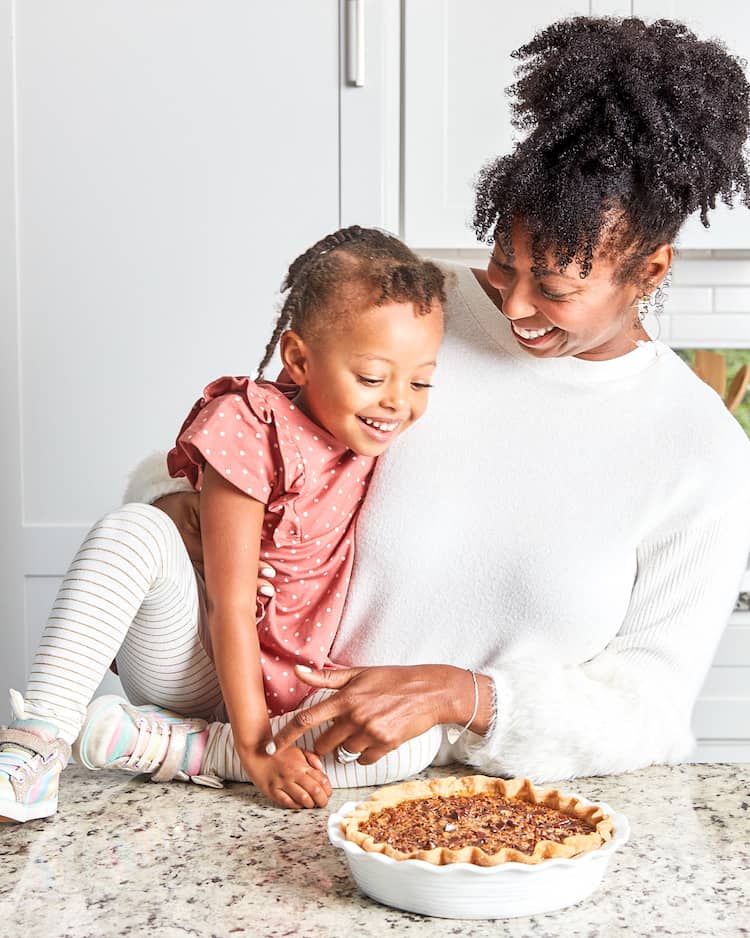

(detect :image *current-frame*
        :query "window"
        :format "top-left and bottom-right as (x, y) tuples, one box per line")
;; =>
(676, 349), (750, 437)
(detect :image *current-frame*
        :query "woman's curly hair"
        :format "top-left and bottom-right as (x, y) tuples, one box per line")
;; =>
(257, 226), (445, 378)
(473, 16), (750, 282)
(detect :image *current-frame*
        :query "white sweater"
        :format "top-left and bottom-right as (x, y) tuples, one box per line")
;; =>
(328, 263), (750, 780)
(127, 262), (750, 782)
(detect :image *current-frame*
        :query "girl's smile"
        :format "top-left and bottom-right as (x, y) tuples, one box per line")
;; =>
(357, 415), (402, 441)
(281, 299), (444, 457)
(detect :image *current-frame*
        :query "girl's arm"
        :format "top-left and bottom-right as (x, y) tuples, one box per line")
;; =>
(200, 463), (331, 808)
(150, 489), (276, 594)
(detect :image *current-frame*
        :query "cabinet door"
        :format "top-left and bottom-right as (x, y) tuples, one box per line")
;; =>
(403, 1), (750, 250)
(1, 1), (341, 713)
(402, 0), (590, 249)
(691, 601), (750, 761)
(632, 1), (749, 249)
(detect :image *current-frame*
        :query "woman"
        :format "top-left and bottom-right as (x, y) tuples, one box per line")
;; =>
(149, 17), (750, 782)
(9, 16), (750, 796)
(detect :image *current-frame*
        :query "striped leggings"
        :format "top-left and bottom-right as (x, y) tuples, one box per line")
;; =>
(21, 503), (442, 787)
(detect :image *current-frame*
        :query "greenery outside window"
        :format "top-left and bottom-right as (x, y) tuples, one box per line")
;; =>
(676, 349), (750, 437)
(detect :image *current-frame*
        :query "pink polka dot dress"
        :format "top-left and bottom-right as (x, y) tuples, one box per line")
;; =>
(167, 376), (375, 716)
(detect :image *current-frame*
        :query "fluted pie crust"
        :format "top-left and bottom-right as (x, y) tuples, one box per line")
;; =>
(341, 775), (615, 866)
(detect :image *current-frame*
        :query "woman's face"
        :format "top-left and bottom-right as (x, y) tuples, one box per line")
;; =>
(486, 222), (669, 361)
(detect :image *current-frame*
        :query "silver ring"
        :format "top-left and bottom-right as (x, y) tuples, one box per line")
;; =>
(336, 745), (362, 765)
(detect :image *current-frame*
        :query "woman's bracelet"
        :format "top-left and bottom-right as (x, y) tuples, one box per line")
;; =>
(446, 669), (479, 744)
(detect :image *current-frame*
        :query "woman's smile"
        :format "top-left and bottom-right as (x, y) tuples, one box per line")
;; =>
(509, 321), (561, 345)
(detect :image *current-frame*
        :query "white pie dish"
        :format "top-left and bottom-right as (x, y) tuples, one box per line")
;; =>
(328, 793), (630, 919)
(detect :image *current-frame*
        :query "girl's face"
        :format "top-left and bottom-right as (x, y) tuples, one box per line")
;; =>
(485, 222), (670, 361)
(281, 299), (444, 457)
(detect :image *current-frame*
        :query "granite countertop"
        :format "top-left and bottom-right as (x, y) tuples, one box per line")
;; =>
(2, 762), (748, 938)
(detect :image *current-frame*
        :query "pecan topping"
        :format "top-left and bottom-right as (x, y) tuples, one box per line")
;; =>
(358, 792), (596, 856)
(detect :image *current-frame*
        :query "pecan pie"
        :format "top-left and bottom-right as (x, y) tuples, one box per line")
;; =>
(341, 775), (615, 866)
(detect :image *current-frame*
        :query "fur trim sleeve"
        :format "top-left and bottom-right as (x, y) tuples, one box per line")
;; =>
(457, 496), (750, 782)
(122, 451), (193, 505)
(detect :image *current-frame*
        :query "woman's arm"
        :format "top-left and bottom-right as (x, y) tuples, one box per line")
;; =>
(200, 463), (330, 807)
(461, 493), (750, 781)
(271, 492), (750, 781)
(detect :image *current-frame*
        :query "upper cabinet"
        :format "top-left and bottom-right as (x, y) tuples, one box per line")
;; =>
(10, 1), (343, 521)
(402, 0), (588, 249)
(400, 0), (750, 250)
(632, 1), (750, 248)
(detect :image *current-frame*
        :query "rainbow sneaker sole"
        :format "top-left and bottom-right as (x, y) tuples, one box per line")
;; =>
(72, 695), (221, 788)
(0, 725), (71, 822)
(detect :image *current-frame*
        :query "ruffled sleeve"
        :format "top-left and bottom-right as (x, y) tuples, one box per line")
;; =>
(167, 376), (279, 503)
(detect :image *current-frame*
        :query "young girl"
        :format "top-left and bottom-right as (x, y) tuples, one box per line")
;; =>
(0, 226), (446, 820)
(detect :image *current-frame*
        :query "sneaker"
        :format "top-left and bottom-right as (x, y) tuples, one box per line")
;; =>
(72, 695), (222, 789)
(0, 689), (71, 823)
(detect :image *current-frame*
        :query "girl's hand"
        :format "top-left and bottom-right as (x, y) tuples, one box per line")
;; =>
(267, 665), (489, 765)
(242, 746), (332, 809)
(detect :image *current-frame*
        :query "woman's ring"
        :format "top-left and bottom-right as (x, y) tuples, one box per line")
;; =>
(336, 745), (362, 765)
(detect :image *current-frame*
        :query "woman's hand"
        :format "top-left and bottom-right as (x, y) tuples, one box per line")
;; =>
(267, 664), (490, 764)
(240, 745), (332, 810)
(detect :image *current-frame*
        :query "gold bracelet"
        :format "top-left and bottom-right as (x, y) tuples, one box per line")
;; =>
(446, 669), (479, 744)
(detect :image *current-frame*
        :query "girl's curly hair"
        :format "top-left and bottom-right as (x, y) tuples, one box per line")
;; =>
(257, 226), (445, 378)
(473, 16), (750, 282)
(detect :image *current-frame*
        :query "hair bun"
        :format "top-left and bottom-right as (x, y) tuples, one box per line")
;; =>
(473, 16), (750, 279)
(509, 17), (749, 221)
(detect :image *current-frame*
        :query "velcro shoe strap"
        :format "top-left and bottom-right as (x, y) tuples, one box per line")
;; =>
(0, 728), (70, 763)
(151, 724), (188, 782)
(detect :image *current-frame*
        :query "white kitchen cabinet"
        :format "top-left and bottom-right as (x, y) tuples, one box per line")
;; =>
(403, 0), (589, 249)
(691, 579), (750, 762)
(633, 0), (750, 250)
(0, 0), (397, 714)
(403, 0), (750, 250)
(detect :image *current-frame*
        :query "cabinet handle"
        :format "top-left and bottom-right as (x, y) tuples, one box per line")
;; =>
(346, 0), (365, 87)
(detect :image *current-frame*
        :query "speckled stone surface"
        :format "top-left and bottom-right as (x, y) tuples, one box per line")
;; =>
(1, 762), (748, 937)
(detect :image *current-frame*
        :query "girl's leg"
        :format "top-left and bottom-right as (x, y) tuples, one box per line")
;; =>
(0, 502), (215, 820)
(23, 501), (221, 735)
(75, 689), (443, 790)
(5, 496), (438, 804)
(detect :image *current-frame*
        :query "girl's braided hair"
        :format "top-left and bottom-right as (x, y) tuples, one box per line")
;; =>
(473, 16), (750, 282)
(257, 226), (445, 378)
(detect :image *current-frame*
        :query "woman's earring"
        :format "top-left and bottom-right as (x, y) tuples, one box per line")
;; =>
(638, 266), (673, 320)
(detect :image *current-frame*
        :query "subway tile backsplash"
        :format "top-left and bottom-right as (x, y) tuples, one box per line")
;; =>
(715, 287), (750, 313)
(670, 287), (712, 313)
